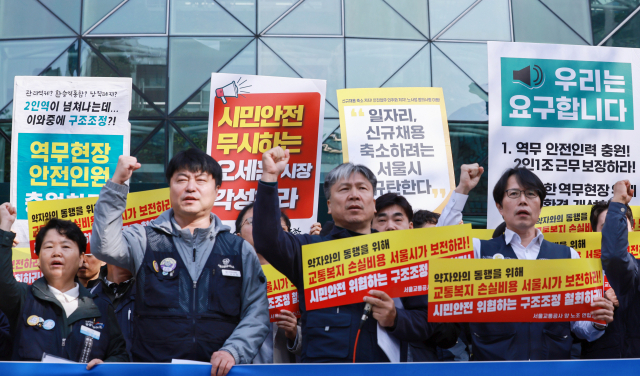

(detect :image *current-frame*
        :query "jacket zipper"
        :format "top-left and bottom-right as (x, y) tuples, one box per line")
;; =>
(192, 281), (197, 344)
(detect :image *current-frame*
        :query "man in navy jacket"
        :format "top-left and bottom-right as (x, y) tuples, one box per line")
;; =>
(601, 180), (640, 358)
(252, 146), (459, 363)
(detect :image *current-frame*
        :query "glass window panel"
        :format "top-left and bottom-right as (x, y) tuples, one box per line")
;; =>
(90, 0), (167, 35)
(322, 118), (340, 144)
(168, 123), (197, 160)
(431, 45), (487, 121)
(168, 37), (252, 113)
(385, 0), (429, 38)
(170, 0), (252, 36)
(428, 0), (475, 37)
(439, 0), (510, 41)
(171, 120), (208, 151)
(324, 102), (339, 118)
(382, 44), (431, 88)
(591, 0), (640, 45)
(0, 123), (9, 182)
(258, 40), (299, 78)
(0, 38), (76, 111)
(267, 0), (341, 35)
(173, 82), (210, 118)
(0, 0), (75, 39)
(607, 10), (640, 47)
(40, 0), (82, 33)
(321, 125), (342, 182)
(435, 42), (487, 88)
(131, 120), (163, 151)
(261, 37), (344, 108)
(84, 37), (168, 115)
(0, 103), (11, 120)
(132, 122), (165, 184)
(512, 0), (587, 45)
(346, 39), (425, 88)
(449, 122), (488, 217)
(258, 0), (298, 34)
(345, 0), (425, 39)
(41, 40), (80, 77)
(82, 0), (123, 34)
(217, 0), (256, 33)
(540, 0), (593, 45)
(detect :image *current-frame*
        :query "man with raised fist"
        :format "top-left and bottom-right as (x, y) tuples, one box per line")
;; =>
(91, 148), (269, 376)
(251, 146), (460, 363)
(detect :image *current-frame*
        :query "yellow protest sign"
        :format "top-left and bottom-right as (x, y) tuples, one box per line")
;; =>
(301, 224), (473, 310)
(428, 258), (604, 323)
(535, 205), (593, 233)
(27, 188), (170, 258)
(262, 264), (300, 322)
(472, 229), (494, 241)
(12, 247), (42, 284)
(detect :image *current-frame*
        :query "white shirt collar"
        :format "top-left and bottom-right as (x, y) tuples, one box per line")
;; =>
(504, 227), (544, 247)
(48, 283), (79, 303)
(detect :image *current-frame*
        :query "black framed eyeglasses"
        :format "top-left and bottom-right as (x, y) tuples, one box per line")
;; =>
(505, 189), (539, 199)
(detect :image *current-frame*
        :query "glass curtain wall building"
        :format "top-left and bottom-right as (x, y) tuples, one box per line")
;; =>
(1, 0), (639, 226)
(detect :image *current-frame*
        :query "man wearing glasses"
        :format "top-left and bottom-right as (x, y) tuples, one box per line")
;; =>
(437, 165), (615, 360)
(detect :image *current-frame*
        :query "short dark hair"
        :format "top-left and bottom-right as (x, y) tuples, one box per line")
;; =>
(234, 202), (291, 233)
(590, 200), (634, 231)
(375, 193), (413, 222)
(493, 168), (546, 208)
(35, 218), (86, 256)
(413, 210), (440, 227)
(235, 203), (254, 234)
(166, 148), (223, 186)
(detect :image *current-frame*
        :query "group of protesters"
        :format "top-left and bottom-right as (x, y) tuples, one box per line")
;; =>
(0, 145), (637, 375)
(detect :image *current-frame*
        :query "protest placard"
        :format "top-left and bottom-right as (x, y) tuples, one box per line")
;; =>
(11, 76), (132, 244)
(12, 247), (42, 284)
(207, 73), (325, 234)
(262, 264), (300, 323)
(302, 224), (473, 311)
(535, 205), (593, 233)
(428, 258), (604, 323)
(337, 87), (454, 213)
(487, 41), (640, 228)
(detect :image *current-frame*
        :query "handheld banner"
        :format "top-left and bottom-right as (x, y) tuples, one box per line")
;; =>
(27, 188), (170, 258)
(207, 73), (325, 234)
(302, 224), (474, 311)
(428, 258), (604, 322)
(262, 264), (301, 322)
(487, 41), (640, 228)
(12, 248), (42, 284)
(471, 229), (495, 241)
(535, 205), (593, 233)
(631, 206), (640, 231)
(11, 76), (132, 245)
(337, 87), (455, 213)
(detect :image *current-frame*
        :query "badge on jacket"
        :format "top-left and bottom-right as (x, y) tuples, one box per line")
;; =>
(160, 258), (177, 276)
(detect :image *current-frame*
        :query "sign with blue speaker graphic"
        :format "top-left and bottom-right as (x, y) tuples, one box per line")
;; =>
(487, 42), (640, 228)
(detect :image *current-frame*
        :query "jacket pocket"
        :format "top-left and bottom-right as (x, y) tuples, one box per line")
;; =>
(542, 323), (572, 360)
(143, 262), (180, 308)
(17, 314), (57, 360)
(305, 311), (351, 360)
(471, 323), (517, 360)
(208, 262), (243, 317)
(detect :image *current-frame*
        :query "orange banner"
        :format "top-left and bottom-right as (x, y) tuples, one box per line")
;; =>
(428, 258), (604, 322)
(262, 264), (300, 322)
(301, 224), (474, 311)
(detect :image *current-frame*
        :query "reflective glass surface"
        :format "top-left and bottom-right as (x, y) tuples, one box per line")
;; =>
(170, 0), (253, 36)
(132, 122), (166, 183)
(345, 0), (425, 39)
(440, 0), (511, 41)
(591, 0), (640, 45)
(512, 0), (588, 45)
(40, 0), (82, 33)
(0, 0), (75, 39)
(91, 0), (167, 35)
(267, 0), (342, 35)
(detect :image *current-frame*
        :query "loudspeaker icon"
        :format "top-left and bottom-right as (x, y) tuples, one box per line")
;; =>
(512, 65), (544, 89)
(215, 81), (238, 104)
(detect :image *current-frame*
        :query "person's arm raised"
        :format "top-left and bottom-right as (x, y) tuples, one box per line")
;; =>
(438, 163), (484, 227)
(0, 203), (27, 323)
(91, 155), (146, 275)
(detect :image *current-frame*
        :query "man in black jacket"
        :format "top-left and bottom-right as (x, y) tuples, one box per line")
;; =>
(0, 204), (128, 368)
(252, 146), (460, 363)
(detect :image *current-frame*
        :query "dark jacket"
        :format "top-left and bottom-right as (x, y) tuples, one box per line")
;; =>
(91, 278), (135, 360)
(0, 309), (11, 360)
(601, 201), (640, 358)
(253, 181), (459, 363)
(0, 229), (128, 362)
(471, 235), (573, 361)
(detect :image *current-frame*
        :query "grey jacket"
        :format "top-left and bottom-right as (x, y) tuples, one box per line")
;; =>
(90, 180), (269, 364)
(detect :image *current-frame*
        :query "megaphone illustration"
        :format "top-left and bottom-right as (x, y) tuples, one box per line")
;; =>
(513, 65), (544, 89)
(215, 81), (238, 104)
